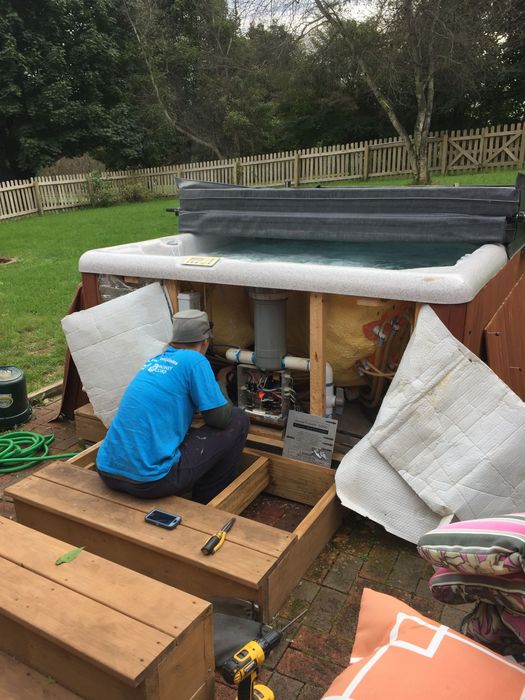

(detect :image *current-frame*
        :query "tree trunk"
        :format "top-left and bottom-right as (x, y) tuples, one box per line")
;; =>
(314, 0), (434, 184)
(123, 0), (225, 160)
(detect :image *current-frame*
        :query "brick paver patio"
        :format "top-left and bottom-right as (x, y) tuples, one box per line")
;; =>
(0, 398), (467, 700)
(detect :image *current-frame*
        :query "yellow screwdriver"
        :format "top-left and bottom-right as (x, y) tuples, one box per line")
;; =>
(201, 517), (236, 555)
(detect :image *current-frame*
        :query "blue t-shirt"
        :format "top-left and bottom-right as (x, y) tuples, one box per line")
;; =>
(96, 347), (227, 482)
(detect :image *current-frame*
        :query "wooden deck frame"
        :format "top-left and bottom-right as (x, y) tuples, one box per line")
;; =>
(0, 650), (79, 700)
(9, 444), (342, 622)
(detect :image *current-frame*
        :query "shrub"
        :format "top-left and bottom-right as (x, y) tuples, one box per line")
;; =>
(118, 177), (153, 202)
(39, 154), (105, 176)
(88, 171), (119, 208)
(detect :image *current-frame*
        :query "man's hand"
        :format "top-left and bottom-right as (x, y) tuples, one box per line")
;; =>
(217, 367), (234, 384)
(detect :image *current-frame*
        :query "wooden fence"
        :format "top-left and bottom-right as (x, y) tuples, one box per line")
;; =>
(1, 121), (524, 221)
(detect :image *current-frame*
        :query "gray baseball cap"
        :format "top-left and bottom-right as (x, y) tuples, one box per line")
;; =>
(171, 309), (213, 343)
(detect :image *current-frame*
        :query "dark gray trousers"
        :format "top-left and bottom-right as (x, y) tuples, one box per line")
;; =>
(98, 408), (249, 504)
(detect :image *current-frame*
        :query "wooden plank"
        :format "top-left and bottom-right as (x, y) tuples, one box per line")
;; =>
(309, 292), (326, 416)
(28, 379), (63, 401)
(156, 614), (214, 700)
(0, 650), (81, 699)
(0, 518), (210, 638)
(67, 440), (101, 468)
(74, 402), (287, 453)
(11, 500), (264, 618)
(0, 557), (174, 686)
(81, 272), (100, 308)
(10, 462), (293, 560)
(164, 279), (180, 315)
(485, 271), (525, 400)
(39, 460), (293, 555)
(243, 448), (335, 505)
(207, 456), (270, 512)
(75, 404), (107, 443)
(0, 613), (150, 700)
(5, 474), (282, 590)
(441, 133), (449, 174)
(463, 253), (525, 355)
(267, 484), (342, 614)
(519, 122), (525, 167)
(266, 459), (334, 505)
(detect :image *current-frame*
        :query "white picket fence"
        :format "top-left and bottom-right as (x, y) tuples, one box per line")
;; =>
(1, 121), (524, 221)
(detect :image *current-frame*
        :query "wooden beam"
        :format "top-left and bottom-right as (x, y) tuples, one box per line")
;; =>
(267, 483), (342, 614)
(81, 272), (100, 308)
(309, 292), (326, 416)
(207, 457), (270, 513)
(243, 448), (335, 505)
(67, 440), (101, 469)
(485, 271), (525, 400)
(28, 380), (63, 402)
(164, 280), (180, 315)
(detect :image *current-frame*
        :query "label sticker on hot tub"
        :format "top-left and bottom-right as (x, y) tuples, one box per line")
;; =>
(182, 256), (220, 267)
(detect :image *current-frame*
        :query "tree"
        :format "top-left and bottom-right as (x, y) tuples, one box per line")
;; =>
(310, 0), (514, 183)
(272, 23), (392, 149)
(122, 0), (237, 160)
(0, 0), (141, 177)
(243, 0), (514, 183)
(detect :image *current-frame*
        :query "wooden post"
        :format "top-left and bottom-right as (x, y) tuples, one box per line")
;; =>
(232, 160), (240, 185)
(441, 133), (449, 175)
(32, 178), (43, 215)
(293, 152), (300, 187)
(81, 273), (101, 308)
(363, 143), (369, 180)
(164, 279), (180, 315)
(479, 127), (488, 169)
(309, 292), (326, 417)
(519, 123), (525, 168)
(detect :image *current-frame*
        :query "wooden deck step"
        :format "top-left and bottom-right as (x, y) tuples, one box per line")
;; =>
(7, 446), (342, 621)
(0, 650), (81, 699)
(0, 517), (214, 700)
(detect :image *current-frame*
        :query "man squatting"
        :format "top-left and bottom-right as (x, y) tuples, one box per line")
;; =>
(96, 309), (249, 502)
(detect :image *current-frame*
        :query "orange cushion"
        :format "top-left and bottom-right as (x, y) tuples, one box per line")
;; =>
(322, 589), (525, 699)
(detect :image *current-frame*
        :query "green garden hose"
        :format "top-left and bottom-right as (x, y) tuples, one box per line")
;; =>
(0, 431), (80, 474)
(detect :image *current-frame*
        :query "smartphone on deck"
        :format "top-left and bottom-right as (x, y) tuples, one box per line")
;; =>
(144, 509), (182, 529)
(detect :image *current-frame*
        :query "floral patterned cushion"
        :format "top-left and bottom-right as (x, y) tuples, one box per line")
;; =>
(417, 514), (525, 576)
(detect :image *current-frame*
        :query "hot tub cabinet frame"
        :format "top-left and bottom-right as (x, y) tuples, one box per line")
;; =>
(79, 254), (525, 420)
(81, 273), (333, 417)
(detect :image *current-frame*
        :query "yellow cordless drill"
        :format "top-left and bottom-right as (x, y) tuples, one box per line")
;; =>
(220, 610), (306, 700)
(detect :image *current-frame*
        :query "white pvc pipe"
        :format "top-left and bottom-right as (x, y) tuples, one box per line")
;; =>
(224, 348), (336, 417)
(225, 348), (256, 365)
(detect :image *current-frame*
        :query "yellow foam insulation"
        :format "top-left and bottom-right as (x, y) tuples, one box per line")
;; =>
(326, 296), (409, 385)
(286, 294), (414, 386)
(286, 291), (310, 357)
(206, 284), (254, 349)
(205, 284), (413, 387)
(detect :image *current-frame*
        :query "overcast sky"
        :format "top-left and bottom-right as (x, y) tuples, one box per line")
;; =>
(234, 1), (376, 30)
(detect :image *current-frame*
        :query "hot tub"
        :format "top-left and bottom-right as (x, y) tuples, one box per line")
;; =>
(79, 233), (508, 304)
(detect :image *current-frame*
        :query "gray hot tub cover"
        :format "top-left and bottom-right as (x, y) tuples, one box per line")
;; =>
(176, 176), (525, 253)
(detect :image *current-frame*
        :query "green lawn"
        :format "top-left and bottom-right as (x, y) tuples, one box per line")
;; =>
(308, 169), (521, 188)
(0, 167), (522, 393)
(0, 199), (179, 392)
